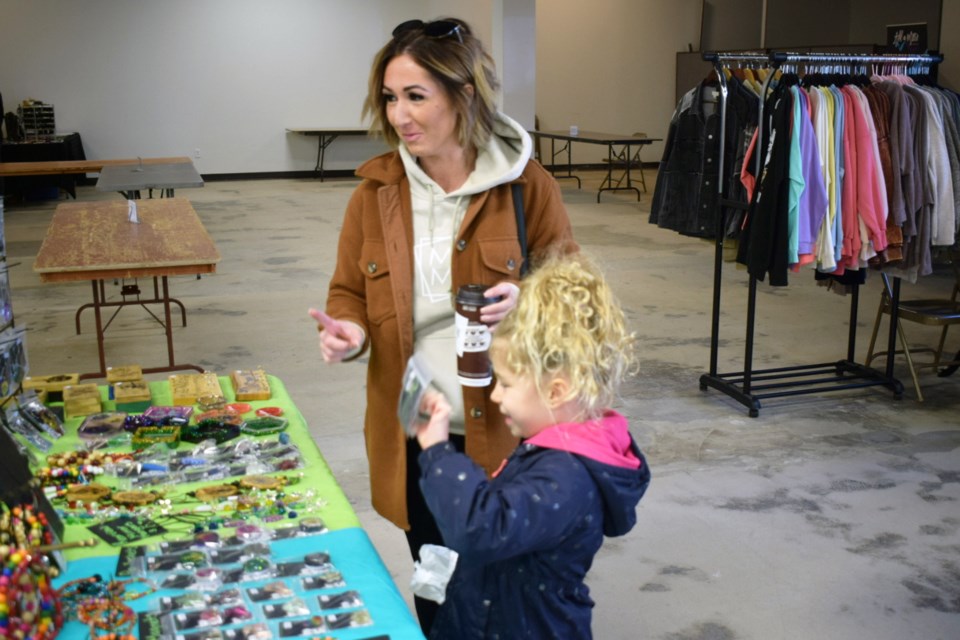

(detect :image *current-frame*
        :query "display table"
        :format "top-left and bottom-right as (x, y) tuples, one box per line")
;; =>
(39, 375), (423, 639)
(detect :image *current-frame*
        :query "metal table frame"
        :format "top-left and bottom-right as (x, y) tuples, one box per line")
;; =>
(285, 128), (370, 181)
(529, 130), (661, 202)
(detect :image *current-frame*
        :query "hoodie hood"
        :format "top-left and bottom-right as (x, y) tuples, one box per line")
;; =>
(399, 111), (532, 197)
(526, 411), (651, 537)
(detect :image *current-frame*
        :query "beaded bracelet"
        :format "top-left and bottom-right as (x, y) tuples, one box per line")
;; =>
(76, 596), (135, 633)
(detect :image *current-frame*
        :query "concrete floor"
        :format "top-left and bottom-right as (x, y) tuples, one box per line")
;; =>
(5, 171), (960, 640)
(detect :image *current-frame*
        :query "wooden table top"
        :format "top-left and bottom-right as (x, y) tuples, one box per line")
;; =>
(33, 198), (221, 283)
(0, 156), (193, 177)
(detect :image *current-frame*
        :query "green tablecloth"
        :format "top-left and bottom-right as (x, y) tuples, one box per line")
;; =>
(44, 374), (360, 561)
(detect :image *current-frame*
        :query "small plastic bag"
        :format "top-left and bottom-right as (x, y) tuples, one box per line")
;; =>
(410, 544), (459, 604)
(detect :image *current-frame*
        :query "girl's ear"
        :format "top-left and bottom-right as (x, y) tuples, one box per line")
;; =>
(546, 375), (573, 409)
(464, 83), (475, 98)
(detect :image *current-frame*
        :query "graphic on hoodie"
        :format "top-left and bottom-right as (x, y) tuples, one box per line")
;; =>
(414, 234), (453, 304)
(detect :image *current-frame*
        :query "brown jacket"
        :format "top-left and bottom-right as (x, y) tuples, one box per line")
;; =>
(326, 150), (577, 529)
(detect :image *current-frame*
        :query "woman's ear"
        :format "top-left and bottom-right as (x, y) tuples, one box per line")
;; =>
(463, 83), (475, 99)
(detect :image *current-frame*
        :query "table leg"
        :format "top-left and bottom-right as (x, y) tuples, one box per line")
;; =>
(597, 142), (640, 203)
(79, 280), (109, 380)
(141, 276), (203, 375)
(161, 276), (175, 367)
(544, 138), (581, 188)
(77, 277), (203, 379)
(314, 134), (341, 182)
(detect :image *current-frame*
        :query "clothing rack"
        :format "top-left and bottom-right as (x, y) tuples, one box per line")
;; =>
(697, 50), (943, 417)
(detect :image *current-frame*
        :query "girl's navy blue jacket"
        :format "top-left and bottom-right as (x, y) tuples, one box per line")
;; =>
(419, 411), (650, 639)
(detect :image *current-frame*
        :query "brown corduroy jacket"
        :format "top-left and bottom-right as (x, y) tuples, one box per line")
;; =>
(325, 150), (577, 529)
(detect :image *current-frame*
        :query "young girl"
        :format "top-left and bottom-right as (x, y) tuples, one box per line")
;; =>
(415, 252), (650, 639)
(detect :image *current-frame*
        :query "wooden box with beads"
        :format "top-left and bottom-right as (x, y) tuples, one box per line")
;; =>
(230, 368), (271, 401)
(113, 379), (152, 412)
(106, 365), (143, 384)
(169, 372), (223, 406)
(22, 372), (79, 403)
(62, 383), (103, 419)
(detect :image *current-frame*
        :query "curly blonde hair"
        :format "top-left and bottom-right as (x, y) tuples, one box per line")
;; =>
(491, 253), (637, 419)
(363, 17), (500, 151)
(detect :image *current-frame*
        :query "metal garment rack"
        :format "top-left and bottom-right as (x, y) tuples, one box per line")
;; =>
(697, 51), (943, 417)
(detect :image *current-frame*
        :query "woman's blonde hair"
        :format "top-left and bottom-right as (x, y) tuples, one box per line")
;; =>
(362, 18), (500, 151)
(491, 253), (637, 420)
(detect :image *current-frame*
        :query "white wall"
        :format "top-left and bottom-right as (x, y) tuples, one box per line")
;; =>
(0, 0), (700, 174)
(1, 0), (420, 173)
(535, 0), (702, 164)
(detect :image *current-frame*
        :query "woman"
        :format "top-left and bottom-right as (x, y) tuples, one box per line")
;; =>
(309, 17), (576, 633)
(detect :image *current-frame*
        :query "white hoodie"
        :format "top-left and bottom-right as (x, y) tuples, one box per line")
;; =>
(399, 112), (532, 433)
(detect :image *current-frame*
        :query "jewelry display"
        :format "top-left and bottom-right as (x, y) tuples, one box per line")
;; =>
(77, 412), (127, 441)
(142, 405), (194, 422)
(7, 371), (396, 640)
(325, 609), (374, 630)
(196, 394), (227, 411)
(180, 421), (241, 445)
(0, 544), (62, 639)
(223, 403), (252, 415)
(0, 328), (30, 403)
(238, 475), (286, 492)
(0, 502), (54, 549)
(230, 369), (271, 402)
(194, 484), (239, 502)
(75, 596), (135, 636)
(263, 596), (309, 619)
(246, 580), (293, 602)
(63, 483), (112, 504)
(131, 426), (181, 449)
(169, 372), (223, 407)
(318, 589), (363, 610)
(111, 490), (161, 508)
(240, 416), (288, 436)
(195, 409), (245, 426)
(301, 571), (346, 591)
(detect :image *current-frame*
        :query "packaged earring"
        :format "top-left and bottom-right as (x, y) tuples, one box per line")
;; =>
(0, 263), (13, 328)
(278, 616), (326, 638)
(318, 590), (363, 610)
(263, 596), (309, 619)
(325, 609), (373, 629)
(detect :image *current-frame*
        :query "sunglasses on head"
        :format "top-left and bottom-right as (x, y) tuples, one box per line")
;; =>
(392, 19), (464, 44)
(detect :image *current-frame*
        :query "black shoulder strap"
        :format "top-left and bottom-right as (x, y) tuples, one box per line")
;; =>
(512, 183), (528, 278)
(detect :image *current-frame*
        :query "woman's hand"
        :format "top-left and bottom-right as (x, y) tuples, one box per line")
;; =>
(308, 308), (364, 363)
(416, 389), (451, 450)
(479, 281), (520, 328)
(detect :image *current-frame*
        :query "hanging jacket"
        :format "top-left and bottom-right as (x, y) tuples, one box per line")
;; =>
(650, 75), (755, 238)
(420, 411), (650, 640)
(738, 81), (794, 285)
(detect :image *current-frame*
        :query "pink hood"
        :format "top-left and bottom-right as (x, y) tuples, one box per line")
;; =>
(525, 410), (641, 470)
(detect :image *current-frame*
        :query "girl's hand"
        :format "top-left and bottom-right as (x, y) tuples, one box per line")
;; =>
(416, 389), (451, 450)
(308, 308), (363, 363)
(479, 282), (520, 328)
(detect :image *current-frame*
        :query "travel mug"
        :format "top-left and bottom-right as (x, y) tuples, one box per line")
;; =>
(454, 284), (500, 387)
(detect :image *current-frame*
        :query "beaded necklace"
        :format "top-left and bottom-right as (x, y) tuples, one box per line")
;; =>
(0, 546), (63, 640)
